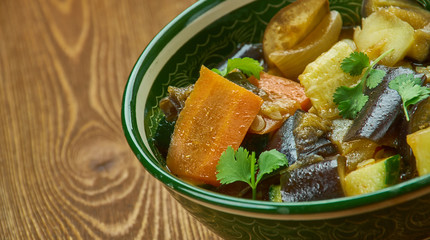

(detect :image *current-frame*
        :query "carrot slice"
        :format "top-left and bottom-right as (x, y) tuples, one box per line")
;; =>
(248, 72), (310, 134)
(250, 72), (311, 111)
(166, 66), (263, 186)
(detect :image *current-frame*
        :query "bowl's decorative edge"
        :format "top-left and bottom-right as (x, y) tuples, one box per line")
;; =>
(173, 182), (430, 220)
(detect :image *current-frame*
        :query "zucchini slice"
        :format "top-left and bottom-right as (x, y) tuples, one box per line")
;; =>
(269, 185), (282, 202)
(344, 155), (401, 196)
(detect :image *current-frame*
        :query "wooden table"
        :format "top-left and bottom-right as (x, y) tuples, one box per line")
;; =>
(1, 0), (221, 239)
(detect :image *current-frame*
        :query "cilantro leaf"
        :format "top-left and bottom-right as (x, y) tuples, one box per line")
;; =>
(333, 84), (369, 119)
(212, 57), (263, 79)
(341, 52), (370, 76)
(216, 146), (288, 200)
(256, 149), (288, 183)
(216, 146), (252, 185)
(211, 68), (226, 76)
(366, 69), (386, 89)
(334, 49), (394, 119)
(389, 73), (430, 121)
(404, 85), (430, 106)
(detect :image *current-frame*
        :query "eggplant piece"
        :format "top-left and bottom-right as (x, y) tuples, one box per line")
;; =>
(344, 66), (426, 178)
(216, 43), (267, 72)
(267, 112), (298, 165)
(329, 119), (382, 172)
(159, 85), (194, 121)
(267, 110), (337, 166)
(280, 155), (345, 202)
(240, 132), (269, 157)
(344, 66), (425, 143)
(409, 96), (430, 133)
(397, 90), (430, 180)
(397, 118), (418, 180)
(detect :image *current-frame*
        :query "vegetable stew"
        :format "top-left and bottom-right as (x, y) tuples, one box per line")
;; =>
(154, 0), (430, 202)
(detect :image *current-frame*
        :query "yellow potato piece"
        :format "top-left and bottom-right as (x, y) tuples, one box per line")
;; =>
(298, 40), (360, 119)
(407, 127), (430, 176)
(354, 10), (415, 66)
(378, 6), (430, 30)
(362, 0), (426, 18)
(407, 28), (430, 62)
(361, 0), (430, 63)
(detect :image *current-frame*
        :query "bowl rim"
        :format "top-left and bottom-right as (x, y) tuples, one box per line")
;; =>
(122, 0), (430, 217)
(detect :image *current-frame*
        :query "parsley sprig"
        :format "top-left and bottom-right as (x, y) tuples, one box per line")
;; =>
(212, 57), (263, 79)
(216, 146), (288, 200)
(389, 74), (430, 121)
(333, 49), (394, 119)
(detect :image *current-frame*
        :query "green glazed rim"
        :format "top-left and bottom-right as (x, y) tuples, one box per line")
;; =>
(122, 0), (430, 218)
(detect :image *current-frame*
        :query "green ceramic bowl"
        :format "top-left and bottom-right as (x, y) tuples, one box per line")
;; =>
(122, 0), (430, 239)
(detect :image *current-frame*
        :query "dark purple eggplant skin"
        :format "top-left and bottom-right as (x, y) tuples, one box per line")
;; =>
(409, 89), (430, 133)
(344, 66), (425, 143)
(266, 110), (337, 166)
(266, 112), (298, 165)
(280, 156), (345, 202)
(397, 86), (430, 180)
(159, 85), (194, 121)
(396, 114), (418, 180)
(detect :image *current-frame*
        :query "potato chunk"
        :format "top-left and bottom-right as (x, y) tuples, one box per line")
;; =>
(408, 27), (430, 62)
(407, 127), (430, 176)
(362, 0), (430, 29)
(298, 40), (360, 119)
(353, 10), (415, 66)
(378, 6), (430, 29)
(361, 1), (430, 62)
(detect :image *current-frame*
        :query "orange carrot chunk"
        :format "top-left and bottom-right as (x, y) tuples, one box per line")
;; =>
(250, 72), (311, 111)
(166, 66), (264, 186)
(248, 72), (310, 134)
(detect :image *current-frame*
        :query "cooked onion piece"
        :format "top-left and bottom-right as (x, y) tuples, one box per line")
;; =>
(263, 0), (329, 68)
(268, 10), (342, 79)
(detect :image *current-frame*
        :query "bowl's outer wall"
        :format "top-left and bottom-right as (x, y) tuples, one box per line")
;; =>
(123, 0), (430, 238)
(169, 187), (430, 240)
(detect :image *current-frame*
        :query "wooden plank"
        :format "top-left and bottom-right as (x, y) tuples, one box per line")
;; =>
(0, 0), (221, 239)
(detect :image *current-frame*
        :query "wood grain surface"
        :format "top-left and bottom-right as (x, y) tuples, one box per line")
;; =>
(0, 0), (221, 239)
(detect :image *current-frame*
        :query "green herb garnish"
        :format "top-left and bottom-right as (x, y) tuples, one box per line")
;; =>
(366, 68), (387, 89)
(389, 73), (430, 121)
(334, 49), (394, 119)
(212, 57), (263, 79)
(340, 51), (370, 76)
(333, 84), (369, 119)
(216, 146), (288, 200)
